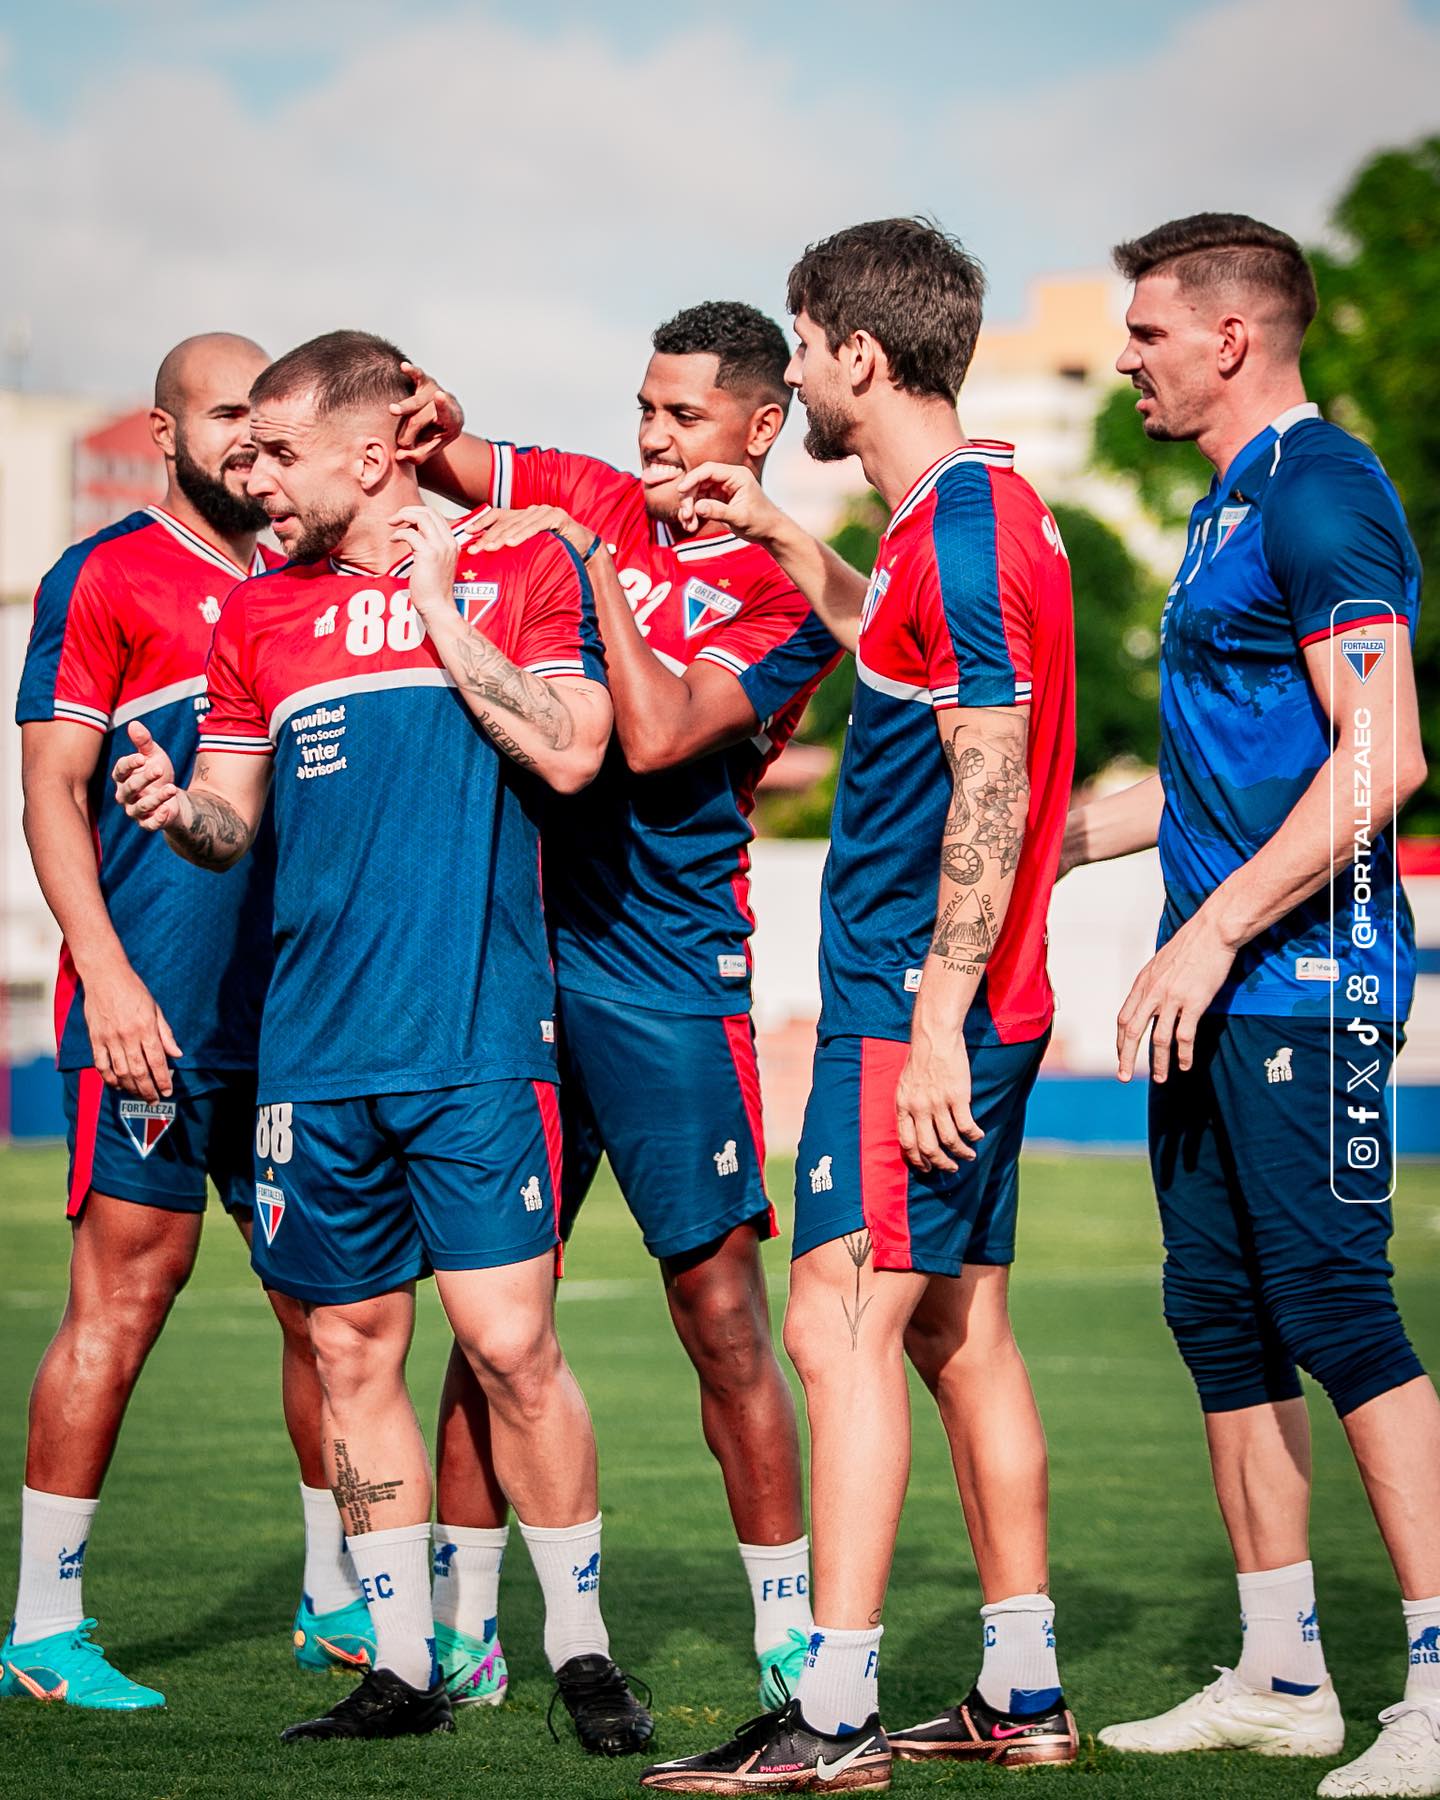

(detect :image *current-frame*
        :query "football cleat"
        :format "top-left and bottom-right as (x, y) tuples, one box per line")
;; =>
(435, 1621), (508, 1707)
(758, 1627), (811, 1709)
(0, 1618), (164, 1710)
(1317, 1700), (1440, 1797)
(890, 1683), (1077, 1767)
(641, 1700), (891, 1792)
(1098, 1665), (1345, 1757)
(549, 1652), (654, 1756)
(291, 1595), (375, 1673)
(280, 1665), (454, 1741)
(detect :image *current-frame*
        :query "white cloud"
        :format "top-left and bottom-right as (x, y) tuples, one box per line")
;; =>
(1, 0), (1436, 533)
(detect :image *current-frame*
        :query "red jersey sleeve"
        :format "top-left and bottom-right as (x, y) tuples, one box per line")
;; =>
(16, 546), (128, 733)
(489, 443), (638, 546)
(913, 477), (1034, 711)
(199, 583), (273, 755)
(684, 564), (841, 715)
(511, 535), (608, 685)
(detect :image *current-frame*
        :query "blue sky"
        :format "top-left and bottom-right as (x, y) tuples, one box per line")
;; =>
(2, 0), (1438, 519)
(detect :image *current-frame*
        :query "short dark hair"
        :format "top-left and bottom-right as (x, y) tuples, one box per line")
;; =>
(249, 328), (411, 415)
(786, 217), (986, 401)
(651, 301), (791, 406)
(1111, 212), (1317, 348)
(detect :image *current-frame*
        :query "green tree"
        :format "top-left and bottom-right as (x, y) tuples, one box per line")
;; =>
(759, 492), (1161, 837)
(1092, 384), (1209, 528)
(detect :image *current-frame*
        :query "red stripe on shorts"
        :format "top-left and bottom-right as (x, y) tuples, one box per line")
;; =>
(722, 1012), (775, 1235)
(858, 1037), (912, 1268)
(67, 1067), (104, 1219)
(534, 1078), (565, 1279)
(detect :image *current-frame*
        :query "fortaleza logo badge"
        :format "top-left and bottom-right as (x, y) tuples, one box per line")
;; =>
(1342, 636), (1387, 684)
(255, 1183), (285, 1245)
(118, 1098), (175, 1158)
(455, 577), (500, 625)
(682, 577), (742, 638)
(1214, 503), (1251, 552)
(860, 565), (892, 632)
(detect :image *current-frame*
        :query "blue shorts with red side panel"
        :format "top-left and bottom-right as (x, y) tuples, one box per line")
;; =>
(62, 1067), (256, 1219)
(555, 988), (775, 1262)
(793, 1032), (1049, 1276)
(249, 1081), (563, 1305)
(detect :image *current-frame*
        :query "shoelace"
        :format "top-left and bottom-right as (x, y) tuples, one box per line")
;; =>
(545, 1664), (653, 1744)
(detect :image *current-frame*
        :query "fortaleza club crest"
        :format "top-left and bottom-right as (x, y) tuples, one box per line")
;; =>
(682, 577), (742, 638)
(1214, 503), (1251, 552)
(118, 1098), (176, 1158)
(1341, 636), (1387, 684)
(860, 565), (891, 632)
(255, 1182), (286, 1245)
(454, 578), (500, 625)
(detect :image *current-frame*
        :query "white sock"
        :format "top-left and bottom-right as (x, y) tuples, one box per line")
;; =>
(517, 1513), (609, 1670)
(13, 1487), (99, 1646)
(977, 1592), (1062, 1715)
(738, 1537), (814, 1658)
(1404, 1593), (1440, 1702)
(795, 1624), (882, 1735)
(433, 1523), (508, 1642)
(300, 1483), (361, 1614)
(347, 1522), (435, 1689)
(1236, 1560), (1328, 1695)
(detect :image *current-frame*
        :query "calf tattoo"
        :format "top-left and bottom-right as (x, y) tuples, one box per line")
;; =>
(840, 1230), (874, 1349)
(332, 1438), (404, 1535)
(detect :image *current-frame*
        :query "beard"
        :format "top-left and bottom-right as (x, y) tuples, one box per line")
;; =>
(800, 390), (855, 464)
(287, 498), (358, 564)
(174, 435), (269, 535)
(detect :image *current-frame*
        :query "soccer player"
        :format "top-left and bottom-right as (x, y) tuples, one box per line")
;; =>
(2, 334), (369, 1712)
(113, 330), (654, 1754)
(394, 303), (838, 1707)
(1061, 215), (1439, 1800)
(638, 218), (1078, 1793)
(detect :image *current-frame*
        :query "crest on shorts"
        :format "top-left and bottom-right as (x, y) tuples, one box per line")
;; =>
(118, 1098), (176, 1159)
(255, 1182), (286, 1245)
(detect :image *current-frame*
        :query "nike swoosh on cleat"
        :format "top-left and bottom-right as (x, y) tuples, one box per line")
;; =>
(315, 1637), (370, 1667)
(991, 1721), (1039, 1739)
(815, 1736), (878, 1780)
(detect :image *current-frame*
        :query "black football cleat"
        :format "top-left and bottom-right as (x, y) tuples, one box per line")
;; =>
(889, 1683), (1077, 1767)
(548, 1653), (654, 1756)
(641, 1700), (891, 1792)
(280, 1665), (455, 1741)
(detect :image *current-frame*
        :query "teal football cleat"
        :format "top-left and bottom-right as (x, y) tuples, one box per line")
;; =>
(291, 1595), (375, 1673)
(435, 1621), (508, 1706)
(0, 1618), (164, 1710)
(757, 1627), (811, 1709)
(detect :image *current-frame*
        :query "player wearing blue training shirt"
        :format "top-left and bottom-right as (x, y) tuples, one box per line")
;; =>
(113, 332), (652, 1756)
(1063, 215), (1438, 1800)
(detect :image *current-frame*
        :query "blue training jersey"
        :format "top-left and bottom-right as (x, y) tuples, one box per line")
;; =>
(1157, 403), (1420, 1021)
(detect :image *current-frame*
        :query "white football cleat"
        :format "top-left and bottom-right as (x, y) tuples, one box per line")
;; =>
(1317, 1701), (1440, 1797)
(1099, 1666), (1345, 1757)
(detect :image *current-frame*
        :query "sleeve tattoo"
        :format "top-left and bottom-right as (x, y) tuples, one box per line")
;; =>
(930, 716), (1029, 971)
(449, 630), (573, 765)
(173, 760), (253, 868)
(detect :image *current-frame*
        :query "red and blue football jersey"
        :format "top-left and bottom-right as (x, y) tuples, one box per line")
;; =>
(15, 507), (278, 1072)
(819, 443), (1075, 1047)
(488, 444), (839, 1013)
(199, 508), (605, 1102)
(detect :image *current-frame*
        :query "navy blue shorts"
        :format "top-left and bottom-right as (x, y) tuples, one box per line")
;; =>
(556, 989), (774, 1262)
(249, 1082), (563, 1306)
(62, 1067), (256, 1219)
(793, 1032), (1048, 1276)
(1150, 1013), (1417, 1413)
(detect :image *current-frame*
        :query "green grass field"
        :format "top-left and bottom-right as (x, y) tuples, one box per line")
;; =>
(1, 1144), (1438, 1799)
